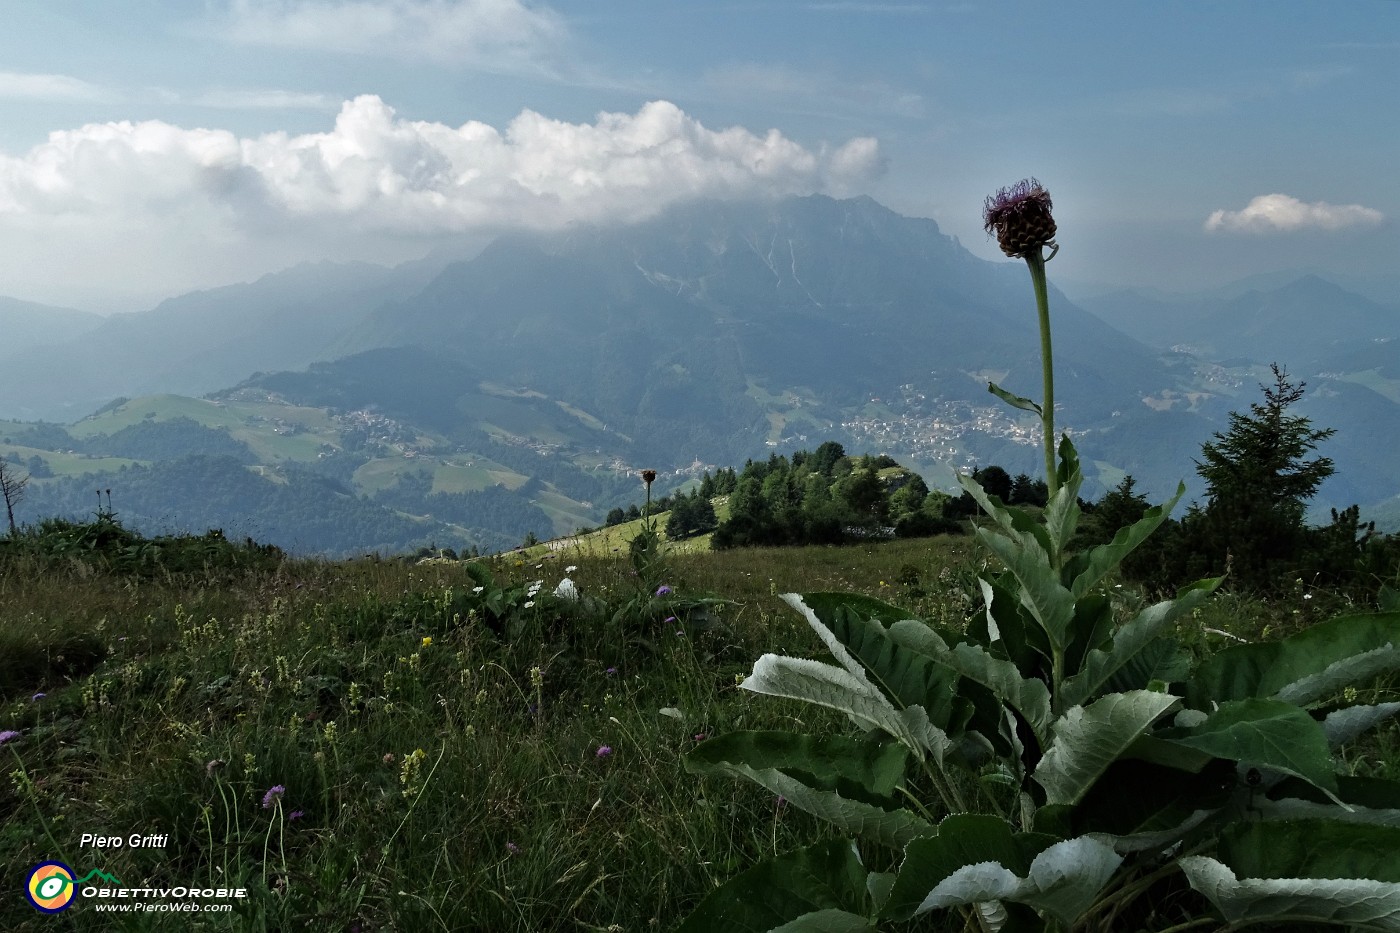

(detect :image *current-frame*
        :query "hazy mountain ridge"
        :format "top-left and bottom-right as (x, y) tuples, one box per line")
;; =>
(2, 194), (1399, 552)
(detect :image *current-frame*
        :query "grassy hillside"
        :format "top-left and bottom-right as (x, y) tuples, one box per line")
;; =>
(2, 510), (1397, 931)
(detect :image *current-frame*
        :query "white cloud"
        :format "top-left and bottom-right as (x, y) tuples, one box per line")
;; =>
(1205, 194), (1385, 234)
(0, 97), (882, 306)
(0, 71), (112, 102)
(219, 0), (567, 72)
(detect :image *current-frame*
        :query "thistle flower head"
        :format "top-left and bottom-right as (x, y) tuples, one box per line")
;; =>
(596, 745), (613, 758)
(982, 178), (1057, 258)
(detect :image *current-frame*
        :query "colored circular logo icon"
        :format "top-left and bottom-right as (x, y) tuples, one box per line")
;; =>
(26, 861), (77, 913)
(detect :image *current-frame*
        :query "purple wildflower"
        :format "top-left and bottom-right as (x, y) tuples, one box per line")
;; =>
(0, 730), (20, 746)
(506, 841), (521, 855)
(262, 785), (286, 809)
(31, 693), (46, 702)
(288, 810), (304, 822)
(596, 745), (613, 759)
(982, 178), (1057, 258)
(605, 667), (617, 676)
(655, 585), (672, 596)
(694, 733), (707, 742)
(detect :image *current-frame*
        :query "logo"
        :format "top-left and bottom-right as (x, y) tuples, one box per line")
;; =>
(26, 862), (77, 913)
(24, 863), (123, 913)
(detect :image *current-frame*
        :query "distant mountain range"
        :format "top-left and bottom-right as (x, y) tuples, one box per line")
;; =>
(2, 194), (1398, 553)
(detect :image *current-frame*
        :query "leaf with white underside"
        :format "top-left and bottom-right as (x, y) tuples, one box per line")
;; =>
(1180, 858), (1400, 930)
(1275, 646), (1400, 707)
(1033, 691), (1181, 807)
(1324, 702), (1400, 749)
(741, 655), (924, 755)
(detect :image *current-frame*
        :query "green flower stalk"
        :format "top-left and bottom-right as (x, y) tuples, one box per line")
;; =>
(983, 178), (1061, 494)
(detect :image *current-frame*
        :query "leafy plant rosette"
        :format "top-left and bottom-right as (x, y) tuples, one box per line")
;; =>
(682, 448), (1400, 931)
(679, 182), (1400, 932)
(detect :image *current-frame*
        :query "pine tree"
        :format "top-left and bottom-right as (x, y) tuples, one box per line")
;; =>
(1193, 363), (1336, 591)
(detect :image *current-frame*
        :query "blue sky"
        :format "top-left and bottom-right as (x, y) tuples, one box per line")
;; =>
(0, 0), (1395, 311)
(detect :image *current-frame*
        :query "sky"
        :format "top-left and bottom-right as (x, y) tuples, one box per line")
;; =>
(0, 0), (1395, 312)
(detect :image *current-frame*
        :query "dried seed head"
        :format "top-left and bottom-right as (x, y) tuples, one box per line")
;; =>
(983, 178), (1057, 258)
(641, 469), (657, 485)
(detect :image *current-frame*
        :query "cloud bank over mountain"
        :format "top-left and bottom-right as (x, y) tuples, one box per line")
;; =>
(0, 96), (881, 309)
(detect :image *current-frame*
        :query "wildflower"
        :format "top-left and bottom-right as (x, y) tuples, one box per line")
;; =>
(0, 730), (20, 746)
(665, 616), (677, 625)
(982, 178), (1057, 258)
(472, 586), (484, 594)
(655, 585), (672, 596)
(31, 693), (46, 702)
(694, 733), (707, 741)
(288, 810), (304, 822)
(523, 600), (535, 609)
(641, 470), (657, 485)
(596, 745), (613, 758)
(605, 667), (617, 676)
(565, 565), (578, 573)
(421, 636), (433, 648)
(383, 752), (396, 764)
(554, 577), (580, 600)
(506, 841), (521, 855)
(262, 785), (286, 809)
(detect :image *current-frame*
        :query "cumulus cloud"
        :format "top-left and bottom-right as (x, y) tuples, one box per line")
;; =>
(219, 0), (567, 72)
(0, 97), (882, 305)
(1205, 193), (1384, 234)
(0, 70), (111, 102)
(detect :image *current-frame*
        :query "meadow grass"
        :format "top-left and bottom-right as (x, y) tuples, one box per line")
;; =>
(3, 536), (1396, 931)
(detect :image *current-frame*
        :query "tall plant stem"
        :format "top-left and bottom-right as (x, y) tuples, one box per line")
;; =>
(1025, 250), (1057, 496)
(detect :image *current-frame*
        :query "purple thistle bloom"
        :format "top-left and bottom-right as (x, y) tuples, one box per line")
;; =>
(288, 810), (304, 822)
(0, 730), (19, 746)
(262, 785), (286, 809)
(596, 745), (612, 758)
(655, 585), (672, 596)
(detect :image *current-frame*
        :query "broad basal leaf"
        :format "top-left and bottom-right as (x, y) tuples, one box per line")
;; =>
(1189, 612), (1400, 709)
(677, 840), (875, 933)
(1180, 856), (1400, 930)
(788, 593), (961, 729)
(1033, 690), (1181, 807)
(685, 730), (909, 802)
(1322, 701), (1400, 749)
(1160, 698), (1339, 797)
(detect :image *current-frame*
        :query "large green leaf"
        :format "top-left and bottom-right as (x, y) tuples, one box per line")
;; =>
(677, 840), (875, 933)
(1160, 698), (1339, 796)
(1189, 612), (1400, 709)
(741, 655), (920, 752)
(887, 620), (1053, 737)
(1062, 482), (1185, 600)
(1276, 646), (1400, 707)
(1033, 690), (1181, 807)
(973, 525), (1077, 655)
(882, 815), (1052, 920)
(973, 574), (1053, 678)
(1180, 856), (1400, 930)
(789, 593), (961, 729)
(1222, 819), (1400, 883)
(1059, 577), (1221, 708)
(1061, 594), (1114, 683)
(884, 816), (1121, 927)
(685, 731), (909, 803)
(1042, 435), (1083, 560)
(1322, 701), (1400, 749)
